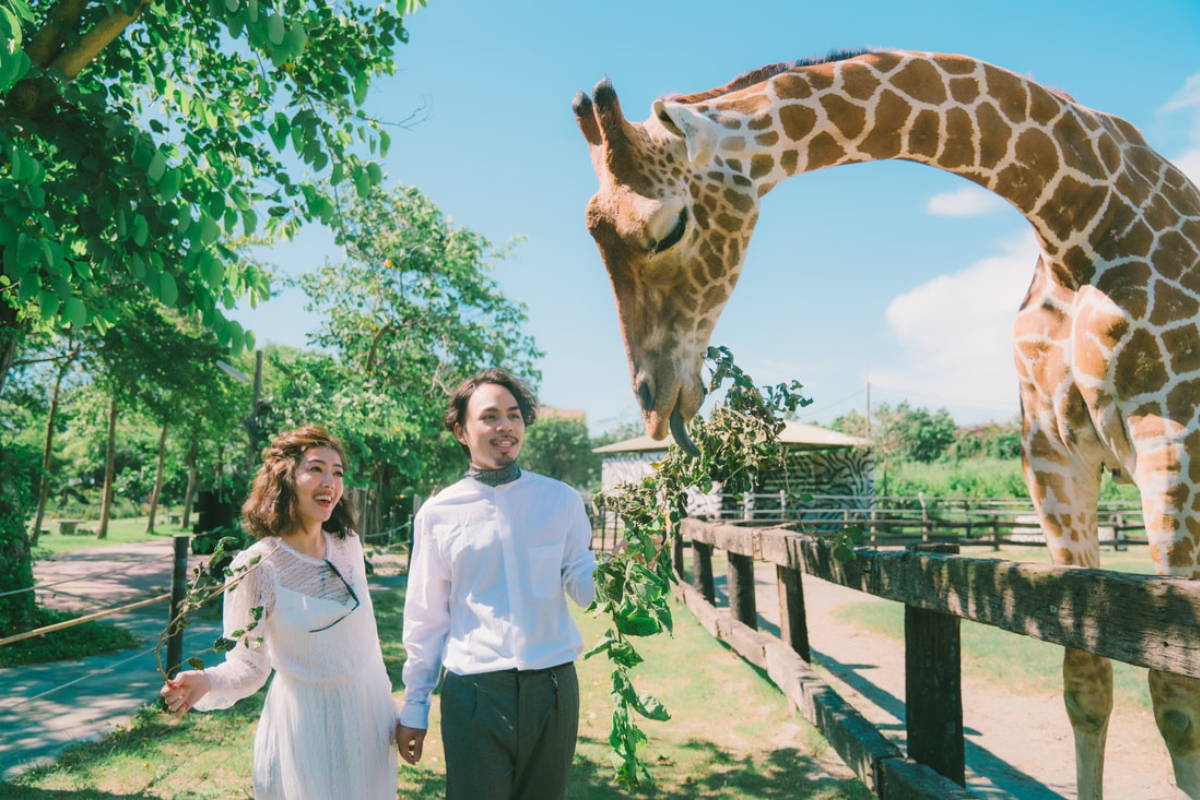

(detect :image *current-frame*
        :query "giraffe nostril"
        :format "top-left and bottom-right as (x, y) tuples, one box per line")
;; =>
(636, 379), (654, 412)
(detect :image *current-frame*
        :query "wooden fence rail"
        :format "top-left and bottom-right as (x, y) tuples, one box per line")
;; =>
(678, 517), (1200, 798)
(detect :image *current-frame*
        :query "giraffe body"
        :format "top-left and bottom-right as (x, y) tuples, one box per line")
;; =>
(574, 50), (1200, 798)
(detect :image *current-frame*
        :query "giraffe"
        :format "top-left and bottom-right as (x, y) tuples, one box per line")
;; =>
(573, 49), (1200, 799)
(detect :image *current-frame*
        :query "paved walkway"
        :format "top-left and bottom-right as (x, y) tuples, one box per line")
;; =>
(0, 539), (221, 779)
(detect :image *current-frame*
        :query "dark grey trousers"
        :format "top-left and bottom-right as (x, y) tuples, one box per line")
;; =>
(441, 662), (580, 800)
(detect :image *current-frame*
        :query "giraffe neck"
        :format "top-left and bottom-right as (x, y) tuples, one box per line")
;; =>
(681, 51), (1161, 288)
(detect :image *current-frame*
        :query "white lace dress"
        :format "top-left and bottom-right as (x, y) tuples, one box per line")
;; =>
(193, 531), (398, 799)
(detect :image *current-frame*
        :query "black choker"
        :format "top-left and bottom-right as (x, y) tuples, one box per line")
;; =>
(466, 462), (521, 486)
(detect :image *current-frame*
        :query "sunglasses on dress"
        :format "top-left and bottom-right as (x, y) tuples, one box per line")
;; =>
(308, 559), (361, 633)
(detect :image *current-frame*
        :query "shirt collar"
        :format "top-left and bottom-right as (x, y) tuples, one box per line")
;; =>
(465, 462), (522, 487)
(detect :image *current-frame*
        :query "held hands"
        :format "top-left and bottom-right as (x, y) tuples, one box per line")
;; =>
(396, 725), (426, 765)
(160, 670), (212, 715)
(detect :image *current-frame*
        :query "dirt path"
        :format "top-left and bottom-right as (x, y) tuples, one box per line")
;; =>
(733, 562), (1184, 799)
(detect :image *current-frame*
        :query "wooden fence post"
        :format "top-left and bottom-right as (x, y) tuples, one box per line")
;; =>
(692, 540), (715, 604)
(991, 512), (1001, 551)
(776, 564), (810, 661)
(728, 552), (757, 629)
(905, 542), (965, 786)
(166, 534), (190, 678)
(672, 536), (685, 579)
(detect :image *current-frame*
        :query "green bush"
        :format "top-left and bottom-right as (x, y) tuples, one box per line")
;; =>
(0, 440), (41, 635)
(0, 607), (140, 667)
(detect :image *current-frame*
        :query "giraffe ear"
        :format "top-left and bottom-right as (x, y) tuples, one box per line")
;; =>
(653, 99), (717, 165)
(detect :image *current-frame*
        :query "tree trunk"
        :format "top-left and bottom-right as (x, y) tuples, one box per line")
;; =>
(97, 396), (117, 539)
(145, 416), (169, 533)
(31, 350), (76, 548)
(0, 297), (22, 398)
(182, 432), (198, 529)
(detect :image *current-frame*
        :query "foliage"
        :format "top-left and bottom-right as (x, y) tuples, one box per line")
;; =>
(889, 457), (1029, 499)
(950, 418), (1023, 461)
(588, 346), (861, 785)
(521, 413), (599, 490)
(832, 401), (956, 465)
(0, 0), (422, 388)
(157, 533), (265, 678)
(279, 182), (542, 498)
(0, 438), (39, 632)
(0, 606), (139, 666)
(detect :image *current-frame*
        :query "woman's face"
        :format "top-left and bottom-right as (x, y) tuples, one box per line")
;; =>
(290, 446), (344, 534)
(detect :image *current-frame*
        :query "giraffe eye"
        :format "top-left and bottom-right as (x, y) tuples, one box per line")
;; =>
(650, 209), (688, 255)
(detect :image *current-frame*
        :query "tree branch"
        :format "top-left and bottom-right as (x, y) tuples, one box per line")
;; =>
(49, 1), (153, 81)
(22, 0), (88, 69)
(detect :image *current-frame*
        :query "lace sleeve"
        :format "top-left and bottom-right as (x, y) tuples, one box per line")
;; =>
(192, 546), (276, 711)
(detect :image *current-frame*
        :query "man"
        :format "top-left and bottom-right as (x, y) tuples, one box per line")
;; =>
(397, 368), (597, 800)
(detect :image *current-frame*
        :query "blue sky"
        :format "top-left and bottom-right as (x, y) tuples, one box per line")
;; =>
(230, 0), (1200, 436)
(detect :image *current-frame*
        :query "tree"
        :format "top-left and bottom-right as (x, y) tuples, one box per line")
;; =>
(88, 300), (228, 536)
(0, 0), (423, 392)
(286, 182), (543, 508)
(521, 413), (599, 490)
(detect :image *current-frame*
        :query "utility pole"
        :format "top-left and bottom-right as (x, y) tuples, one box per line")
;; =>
(866, 378), (872, 440)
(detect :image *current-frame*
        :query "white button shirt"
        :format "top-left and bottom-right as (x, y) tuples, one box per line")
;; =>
(399, 471), (597, 729)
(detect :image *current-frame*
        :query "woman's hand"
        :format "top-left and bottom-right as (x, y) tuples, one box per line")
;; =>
(160, 670), (211, 715)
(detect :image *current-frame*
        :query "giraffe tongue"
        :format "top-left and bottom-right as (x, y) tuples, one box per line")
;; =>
(669, 406), (701, 458)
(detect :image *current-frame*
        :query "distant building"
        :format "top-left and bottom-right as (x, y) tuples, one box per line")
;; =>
(593, 420), (874, 520)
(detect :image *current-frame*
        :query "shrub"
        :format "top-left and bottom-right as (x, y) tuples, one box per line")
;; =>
(0, 440), (42, 635)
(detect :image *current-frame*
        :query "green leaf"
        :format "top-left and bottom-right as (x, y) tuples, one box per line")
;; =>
(159, 168), (182, 200)
(285, 22), (307, 60)
(64, 296), (86, 328)
(241, 208), (258, 236)
(352, 72), (369, 107)
(38, 291), (58, 322)
(200, 215), (221, 246)
(159, 272), (178, 307)
(186, 656), (206, 669)
(266, 12), (284, 45)
(229, 185), (250, 211)
(203, 253), (225, 286)
(268, 112), (289, 151)
(133, 214), (149, 247)
(18, 273), (39, 302)
(147, 150), (167, 183)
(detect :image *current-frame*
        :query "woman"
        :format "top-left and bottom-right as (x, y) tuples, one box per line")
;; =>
(162, 425), (398, 799)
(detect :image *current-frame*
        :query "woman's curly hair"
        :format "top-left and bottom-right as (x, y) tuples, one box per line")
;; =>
(241, 425), (358, 540)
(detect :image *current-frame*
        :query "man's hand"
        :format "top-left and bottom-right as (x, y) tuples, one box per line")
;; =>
(396, 725), (427, 765)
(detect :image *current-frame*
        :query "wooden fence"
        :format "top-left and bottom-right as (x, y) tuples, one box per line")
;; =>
(695, 492), (1147, 548)
(675, 517), (1200, 799)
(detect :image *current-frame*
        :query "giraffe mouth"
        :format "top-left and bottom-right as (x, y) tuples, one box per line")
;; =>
(669, 405), (701, 457)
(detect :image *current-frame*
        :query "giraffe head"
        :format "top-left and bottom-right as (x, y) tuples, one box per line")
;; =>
(574, 78), (762, 449)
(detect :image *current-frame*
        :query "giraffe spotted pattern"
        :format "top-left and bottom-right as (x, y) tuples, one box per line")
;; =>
(574, 49), (1200, 799)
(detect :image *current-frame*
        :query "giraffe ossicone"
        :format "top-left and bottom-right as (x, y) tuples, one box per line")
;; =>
(574, 49), (1200, 799)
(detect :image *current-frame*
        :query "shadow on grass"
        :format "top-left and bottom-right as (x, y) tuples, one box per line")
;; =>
(568, 735), (871, 799)
(3, 694), (266, 800)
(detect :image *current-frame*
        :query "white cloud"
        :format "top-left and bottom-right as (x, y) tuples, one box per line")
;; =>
(1163, 73), (1200, 112)
(870, 231), (1042, 421)
(1176, 148), (1200, 187)
(926, 185), (1008, 217)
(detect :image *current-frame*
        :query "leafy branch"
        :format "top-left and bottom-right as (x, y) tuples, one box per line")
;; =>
(154, 533), (269, 679)
(588, 346), (818, 785)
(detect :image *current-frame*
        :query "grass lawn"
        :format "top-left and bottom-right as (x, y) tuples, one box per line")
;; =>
(34, 515), (191, 556)
(4, 577), (870, 800)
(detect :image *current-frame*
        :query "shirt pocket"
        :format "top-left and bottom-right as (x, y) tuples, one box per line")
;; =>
(528, 544), (562, 599)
